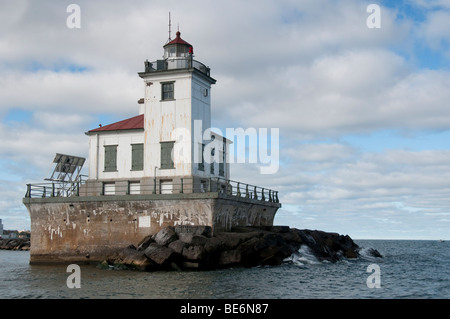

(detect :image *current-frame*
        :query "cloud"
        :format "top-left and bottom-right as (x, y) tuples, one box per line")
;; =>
(0, 70), (141, 116)
(1, 0), (449, 239)
(416, 9), (450, 57)
(229, 143), (450, 239)
(216, 48), (450, 138)
(270, 147), (450, 238)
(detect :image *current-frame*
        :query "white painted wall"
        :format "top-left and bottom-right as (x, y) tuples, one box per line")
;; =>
(87, 65), (229, 182)
(88, 130), (144, 180)
(140, 69), (220, 179)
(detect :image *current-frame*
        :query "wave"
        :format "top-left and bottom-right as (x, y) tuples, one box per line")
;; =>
(358, 247), (383, 261)
(283, 245), (321, 267)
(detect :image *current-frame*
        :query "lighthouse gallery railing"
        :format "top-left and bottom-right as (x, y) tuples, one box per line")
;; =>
(24, 176), (280, 204)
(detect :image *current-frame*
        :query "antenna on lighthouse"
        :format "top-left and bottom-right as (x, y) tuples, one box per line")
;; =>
(168, 12), (172, 42)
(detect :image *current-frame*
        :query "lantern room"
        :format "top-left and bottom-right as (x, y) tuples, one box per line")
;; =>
(163, 31), (193, 59)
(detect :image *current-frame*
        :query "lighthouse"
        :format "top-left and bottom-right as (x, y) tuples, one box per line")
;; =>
(139, 31), (228, 188)
(85, 30), (229, 195)
(23, 28), (281, 264)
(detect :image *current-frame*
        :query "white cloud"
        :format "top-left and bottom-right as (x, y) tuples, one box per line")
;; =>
(0, 70), (141, 116)
(216, 49), (450, 137)
(229, 144), (450, 239)
(1, 0), (450, 239)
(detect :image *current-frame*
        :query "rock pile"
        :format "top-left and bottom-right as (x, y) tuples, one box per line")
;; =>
(0, 238), (30, 251)
(100, 226), (379, 271)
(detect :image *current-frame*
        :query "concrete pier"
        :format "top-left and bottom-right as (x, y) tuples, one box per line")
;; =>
(23, 192), (280, 264)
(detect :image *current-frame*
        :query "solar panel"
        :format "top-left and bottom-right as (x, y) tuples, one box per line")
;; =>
(45, 153), (86, 182)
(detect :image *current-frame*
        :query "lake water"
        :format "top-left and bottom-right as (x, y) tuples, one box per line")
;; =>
(0, 240), (449, 300)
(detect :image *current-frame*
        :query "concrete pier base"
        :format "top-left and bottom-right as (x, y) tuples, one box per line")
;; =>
(23, 192), (280, 264)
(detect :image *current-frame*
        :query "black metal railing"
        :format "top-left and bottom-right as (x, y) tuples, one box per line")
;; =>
(24, 176), (279, 204)
(25, 175), (88, 199)
(145, 58), (211, 77)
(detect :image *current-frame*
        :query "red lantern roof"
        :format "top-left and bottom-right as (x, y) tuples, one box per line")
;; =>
(164, 31), (192, 47)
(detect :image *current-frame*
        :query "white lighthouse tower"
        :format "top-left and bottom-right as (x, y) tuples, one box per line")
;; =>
(85, 30), (230, 194)
(139, 31), (227, 187)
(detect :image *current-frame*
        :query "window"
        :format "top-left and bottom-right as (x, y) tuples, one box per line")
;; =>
(103, 182), (115, 195)
(219, 138), (226, 177)
(210, 148), (215, 175)
(160, 180), (173, 194)
(219, 151), (225, 177)
(160, 141), (174, 169)
(131, 143), (144, 171)
(161, 82), (174, 100)
(104, 145), (117, 172)
(200, 180), (207, 193)
(128, 181), (141, 195)
(198, 143), (205, 171)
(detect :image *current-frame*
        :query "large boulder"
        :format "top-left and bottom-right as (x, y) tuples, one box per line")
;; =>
(136, 235), (154, 251)
(175, 225), (212, 237)
(154, 226), (178, 246)
(296, 229), (360, 261)
(144, 243), (181, 268)
(238, 233), (296, 267)
(182, 245), (206, 262)
(115, 245), (155, 271)
(213, 231), (263, 250)
(219, 249), (241, 267)
(168, 240), (187, 255)
(178, 233), (208, 246)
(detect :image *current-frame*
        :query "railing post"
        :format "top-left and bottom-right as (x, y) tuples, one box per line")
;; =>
(236, 182), (241, 197)
(42, 186), (46, 198)
(254, 186), (258, 200)
(26, 184), (31, 198)
(208, 177), (212, 192)
(180, 178), (184, 193)
(275, 191), (279, 203)
(269, 190), (272, 202)
(227, 181), (232, 196)
(76, 182), (80, 196)
(261, 188), (265, 201)
(245, 184), (249, 198)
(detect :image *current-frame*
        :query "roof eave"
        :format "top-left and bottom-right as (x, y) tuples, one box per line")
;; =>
(85, 128), (144, 136)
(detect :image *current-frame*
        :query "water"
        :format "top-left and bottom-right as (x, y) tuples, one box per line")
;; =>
(0, 240), (449, 299)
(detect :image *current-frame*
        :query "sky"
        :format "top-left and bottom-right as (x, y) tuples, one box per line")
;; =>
(1, 0), (450, 239)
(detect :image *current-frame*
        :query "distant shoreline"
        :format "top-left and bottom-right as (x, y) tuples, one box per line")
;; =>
(0, 238), (30, 251)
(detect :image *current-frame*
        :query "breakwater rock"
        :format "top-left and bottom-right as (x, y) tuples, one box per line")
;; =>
(100, 226), (381, 271)
(0, 238), (30, 251)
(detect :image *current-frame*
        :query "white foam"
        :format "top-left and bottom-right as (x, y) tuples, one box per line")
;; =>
(284, 245), (320, 266)
(358, 247), (382, 261)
